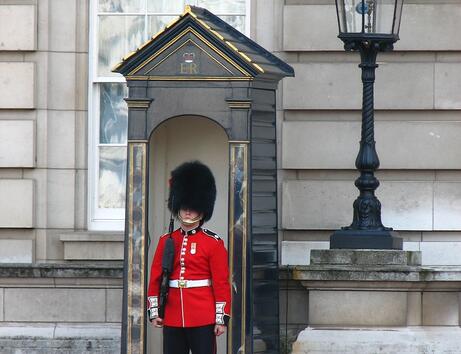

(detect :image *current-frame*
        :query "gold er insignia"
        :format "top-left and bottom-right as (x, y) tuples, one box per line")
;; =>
(191, 243), (197, 254)
(180, 51), (198, 74)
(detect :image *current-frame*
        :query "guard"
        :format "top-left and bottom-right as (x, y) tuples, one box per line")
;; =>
(147, 161), (231, 354)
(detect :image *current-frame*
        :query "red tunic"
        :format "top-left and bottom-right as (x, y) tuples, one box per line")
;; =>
(147, 226), (231, 327)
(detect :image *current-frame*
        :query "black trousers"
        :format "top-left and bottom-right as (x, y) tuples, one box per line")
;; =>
(163, 325), (217, 354)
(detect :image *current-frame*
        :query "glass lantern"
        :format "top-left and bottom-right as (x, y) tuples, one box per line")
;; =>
(336, 0), (403, 40)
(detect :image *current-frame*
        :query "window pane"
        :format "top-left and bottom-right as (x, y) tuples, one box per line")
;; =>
(197, 0), (245, 14)
(99, 147), (127, 208)
(99, 0), (145, 13)
(98, 15), (145, 77)
(148, 15), (179, 36)
(219, 15), (245, 33)
(342, 0), (364, 33)
(100, 83), (128, 144)
(147, 0), (184, 13)
(375, 1), (395, 34)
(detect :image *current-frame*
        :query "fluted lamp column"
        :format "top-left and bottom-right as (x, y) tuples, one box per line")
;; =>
(330, 0), (404, 249)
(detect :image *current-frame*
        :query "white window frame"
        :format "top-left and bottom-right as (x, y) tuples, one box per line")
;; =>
(88, 0), (250, 231)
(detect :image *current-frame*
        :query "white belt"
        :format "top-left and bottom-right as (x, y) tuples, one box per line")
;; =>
(169, 279), (211, 288)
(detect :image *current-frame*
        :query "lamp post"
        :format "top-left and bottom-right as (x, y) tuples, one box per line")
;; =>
(330, 0), (404, 250)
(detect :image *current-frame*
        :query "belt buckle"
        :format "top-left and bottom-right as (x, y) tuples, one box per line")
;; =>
(178, 280), (187, 288)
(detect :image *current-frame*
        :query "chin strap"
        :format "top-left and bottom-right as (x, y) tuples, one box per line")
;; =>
(178, 214), (202, 226)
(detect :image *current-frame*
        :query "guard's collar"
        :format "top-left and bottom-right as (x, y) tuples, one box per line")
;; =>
(180, 226), (202, 236)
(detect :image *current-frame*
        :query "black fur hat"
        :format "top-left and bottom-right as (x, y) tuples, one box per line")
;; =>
(168, 161), (216, 222)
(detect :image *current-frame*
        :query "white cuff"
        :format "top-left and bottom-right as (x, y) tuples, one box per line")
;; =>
(148, 296), (159, 320)
(215, 302), (227, 325)
(148, 296), (158, 308)
(216, 313), (224, 324)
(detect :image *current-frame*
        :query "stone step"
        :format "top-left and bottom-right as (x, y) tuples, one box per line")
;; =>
(311, 249), (422, 266)
(292, 327), (461, 354)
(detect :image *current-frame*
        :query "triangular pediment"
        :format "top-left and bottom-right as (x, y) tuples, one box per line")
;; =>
(125, 26), (251, 80)
(114, 6), (294, 81)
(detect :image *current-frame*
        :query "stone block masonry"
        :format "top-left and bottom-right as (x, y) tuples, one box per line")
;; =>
(0, 323), (121, 354)
(0, 263), (122, 352)
(0, 5), (36, 50)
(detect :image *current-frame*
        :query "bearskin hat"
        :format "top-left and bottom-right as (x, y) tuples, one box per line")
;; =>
(168, 161), (216, 222)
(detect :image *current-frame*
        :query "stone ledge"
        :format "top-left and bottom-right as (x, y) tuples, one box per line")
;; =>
(287, 265), (461, 292)
(0, 323), (120, 338)
(292, 265), (461, 283)
(0, 262), (123, 278)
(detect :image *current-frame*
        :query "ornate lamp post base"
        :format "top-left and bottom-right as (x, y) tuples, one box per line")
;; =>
(330, 229), (402, 250)
(329, 38), (404, 251)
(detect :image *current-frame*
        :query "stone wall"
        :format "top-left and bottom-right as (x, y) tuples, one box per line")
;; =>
(0, 0), (104, 262)
(0, 0), (460, 352)
(0, 0), (122, 351)
(276, 1), (461, 353)
(0, 263), (122, 352)
(0, 0), (458, 267)
(279, 0), (461, 265)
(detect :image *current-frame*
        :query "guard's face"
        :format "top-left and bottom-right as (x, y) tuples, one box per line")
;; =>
(179, 208), (203, 222)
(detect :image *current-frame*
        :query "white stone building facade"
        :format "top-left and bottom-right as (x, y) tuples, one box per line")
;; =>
(0, 0), (460, 353)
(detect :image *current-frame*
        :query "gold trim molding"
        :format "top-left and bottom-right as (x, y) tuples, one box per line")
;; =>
(126, 76), (252, 82)
(128, 139), (149, 143)
(128, 27), (251, 77)
(125, 99), (153, 109)
(227, 100), (252, 109)
(228, 140), (250, 144)
(146, 38), (233, 76)
(114, 6), (264, 75)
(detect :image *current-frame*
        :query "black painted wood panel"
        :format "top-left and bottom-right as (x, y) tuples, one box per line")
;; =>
(250, 88), (279, 353)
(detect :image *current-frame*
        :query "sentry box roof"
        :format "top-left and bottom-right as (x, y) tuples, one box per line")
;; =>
(113, 5), (294, 82)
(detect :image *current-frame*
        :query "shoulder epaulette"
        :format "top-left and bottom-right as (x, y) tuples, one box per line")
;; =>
(203, 228), (221, 240)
